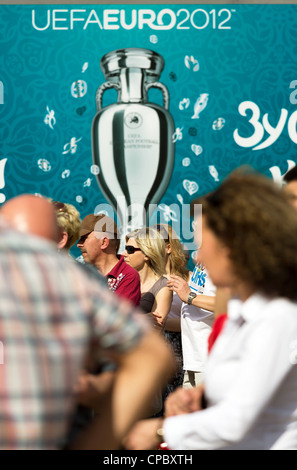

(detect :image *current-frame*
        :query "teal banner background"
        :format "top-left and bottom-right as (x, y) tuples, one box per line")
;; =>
(0, 4), (296, 261)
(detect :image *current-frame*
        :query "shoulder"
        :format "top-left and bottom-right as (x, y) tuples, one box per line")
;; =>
(0, 226), (56, 255)
(152, 276), (169, 290)
(115, 255), (140, 282)
(159, 276), (169, 287)
(75, 259), (107, 286)
(264, 297), (297, 325)
(241, 295), (297, 338)
(155, 277), (172, 297)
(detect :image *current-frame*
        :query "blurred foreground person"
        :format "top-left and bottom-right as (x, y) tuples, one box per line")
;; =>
(0, 193), (59, 242)
(0, 194), (175, 450)
(124, 169), (297, 450)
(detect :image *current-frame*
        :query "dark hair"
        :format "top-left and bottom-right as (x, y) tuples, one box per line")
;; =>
(191, 168), (297, 300)
(284, 165), (297, 183)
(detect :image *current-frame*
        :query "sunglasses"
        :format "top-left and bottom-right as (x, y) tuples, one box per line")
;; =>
(125, 245), (142, 255)
(52, 201), (67, 213)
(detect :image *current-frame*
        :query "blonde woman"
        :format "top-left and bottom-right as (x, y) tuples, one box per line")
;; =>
(124, 227), (172, 329)
(124, 227), (172, 417)
(153, 224), (191, 396)
(51, 200), (81, 252)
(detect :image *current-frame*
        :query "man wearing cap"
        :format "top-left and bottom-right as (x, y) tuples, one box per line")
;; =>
(77, 214), (141, 306)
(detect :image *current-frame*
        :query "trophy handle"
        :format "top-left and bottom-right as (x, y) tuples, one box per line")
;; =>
(95, 82), (121, 111)
(145, 82), (169, 110)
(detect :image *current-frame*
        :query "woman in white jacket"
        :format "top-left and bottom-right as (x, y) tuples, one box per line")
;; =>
(124, 168), (297, 451)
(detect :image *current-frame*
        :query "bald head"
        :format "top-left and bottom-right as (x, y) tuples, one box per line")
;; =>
(0, 194), (59, 242)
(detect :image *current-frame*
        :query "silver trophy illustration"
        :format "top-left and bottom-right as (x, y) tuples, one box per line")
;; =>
(92, 48), (175, 238)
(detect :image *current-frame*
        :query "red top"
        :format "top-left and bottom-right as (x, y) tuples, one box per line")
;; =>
(107, 255), (141, 306)
(208, 313), (228, 352)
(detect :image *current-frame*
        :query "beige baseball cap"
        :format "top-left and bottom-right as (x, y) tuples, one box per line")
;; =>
(79, 214), (118, 239)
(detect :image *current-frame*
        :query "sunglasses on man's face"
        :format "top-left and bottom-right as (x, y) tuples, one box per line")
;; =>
(125, 245), (142, 255)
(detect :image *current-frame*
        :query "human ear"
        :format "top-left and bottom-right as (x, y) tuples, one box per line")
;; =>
(166, 243), (171, 254)
(101, 236), (110, 249)
(57, 231), (68, 250)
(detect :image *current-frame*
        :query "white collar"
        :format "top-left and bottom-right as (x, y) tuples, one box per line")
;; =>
(228, 293), (270, 323)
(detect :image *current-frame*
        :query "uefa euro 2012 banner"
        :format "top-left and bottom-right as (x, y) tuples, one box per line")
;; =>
(0, 4), (297, 258)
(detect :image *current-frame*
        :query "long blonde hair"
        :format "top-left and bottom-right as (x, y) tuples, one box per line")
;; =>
(153, 224), (190, 281)
(126, 227), (166, 277)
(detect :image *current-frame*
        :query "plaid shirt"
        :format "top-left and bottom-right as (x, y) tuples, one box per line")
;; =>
(0, 220), (150, 449)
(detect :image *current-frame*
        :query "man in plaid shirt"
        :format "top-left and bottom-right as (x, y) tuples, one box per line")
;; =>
(0, 196), (174, 450)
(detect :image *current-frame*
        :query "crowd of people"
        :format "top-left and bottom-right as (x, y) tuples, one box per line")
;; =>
(0, 165), (297, 450)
